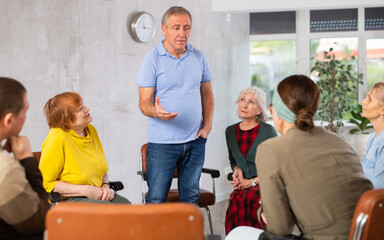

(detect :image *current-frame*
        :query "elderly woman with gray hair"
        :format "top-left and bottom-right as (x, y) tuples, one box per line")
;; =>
(225, 86), (277, 235)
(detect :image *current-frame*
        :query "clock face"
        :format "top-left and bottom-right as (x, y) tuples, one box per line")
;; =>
(131, 12), (156, 43)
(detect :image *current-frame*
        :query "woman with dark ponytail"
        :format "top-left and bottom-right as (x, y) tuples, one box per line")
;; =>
(226, 75), (373, 240)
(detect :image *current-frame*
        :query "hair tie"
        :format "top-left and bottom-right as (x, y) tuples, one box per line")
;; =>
(272, 87), (296, 123)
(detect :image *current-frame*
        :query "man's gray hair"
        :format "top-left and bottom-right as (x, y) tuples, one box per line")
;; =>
(161, 6), (192, 27)
(236, 86), (268, 122)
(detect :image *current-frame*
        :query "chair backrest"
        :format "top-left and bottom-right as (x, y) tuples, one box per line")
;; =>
(349, 188), (384, 240)
(140, 143), (148, 172)
(46, 202), (205, 240)
(140, 143), (177, 177)
(33, 151), (41, 163)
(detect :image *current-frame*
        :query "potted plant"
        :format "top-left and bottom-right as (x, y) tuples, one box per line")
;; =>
(311, 47), (363, 133)
(348, 104), (373, 134)
(348, 104), (373, 158)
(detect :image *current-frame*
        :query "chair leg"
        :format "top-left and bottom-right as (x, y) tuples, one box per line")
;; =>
(205, 206), (214, 235)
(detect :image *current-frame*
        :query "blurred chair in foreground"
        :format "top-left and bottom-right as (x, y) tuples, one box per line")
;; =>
(349, 188), (384, 240)
(46, 202), (205, 240)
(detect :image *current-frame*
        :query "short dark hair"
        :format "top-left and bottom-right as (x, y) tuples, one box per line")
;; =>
(162, 6), (192, 27)
(44, 92), (82, 130)
(0, 77), (27, 119)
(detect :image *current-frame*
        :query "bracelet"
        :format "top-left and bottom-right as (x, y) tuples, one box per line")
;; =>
(101, 182), (109, 187)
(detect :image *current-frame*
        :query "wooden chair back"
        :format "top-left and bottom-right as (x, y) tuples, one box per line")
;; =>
(46, 202), (205, 240)
(33, 151), (41, 163)
(140, 143), (177, 178)
(349, 188), (384, 240)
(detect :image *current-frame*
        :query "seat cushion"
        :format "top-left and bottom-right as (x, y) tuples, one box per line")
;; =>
(166, 189), (215, 206)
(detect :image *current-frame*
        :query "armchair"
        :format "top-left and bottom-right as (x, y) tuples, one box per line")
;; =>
(137, 143), (220, 235)
(32, 151), (124, 203)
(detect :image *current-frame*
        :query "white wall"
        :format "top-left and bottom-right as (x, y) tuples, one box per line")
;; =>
(0, 0), (250, 203)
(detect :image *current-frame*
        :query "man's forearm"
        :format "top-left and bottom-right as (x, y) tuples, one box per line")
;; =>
(139, 86), (158, 118)
(139, 100), (157, 118)
(201, 90), (214, 130)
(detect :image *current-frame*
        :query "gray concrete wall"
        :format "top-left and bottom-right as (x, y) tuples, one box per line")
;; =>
(0, 0), (250, 203)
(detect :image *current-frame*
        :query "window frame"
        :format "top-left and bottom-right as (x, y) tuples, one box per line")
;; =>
(249, 7), (384, 102)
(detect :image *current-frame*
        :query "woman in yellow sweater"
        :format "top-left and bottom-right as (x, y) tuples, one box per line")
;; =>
(39, 92), (130, 203)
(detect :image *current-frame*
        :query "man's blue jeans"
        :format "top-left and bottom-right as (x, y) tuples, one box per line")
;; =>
(145, 137), (207, 204)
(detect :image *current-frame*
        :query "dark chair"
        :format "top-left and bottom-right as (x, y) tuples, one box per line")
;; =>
(46, 202), (205, 240)
(33, 151), (124, 203)
(137, 143), (220, 235)
(349, 188), (384, 240)
(227, 172), (234, 181)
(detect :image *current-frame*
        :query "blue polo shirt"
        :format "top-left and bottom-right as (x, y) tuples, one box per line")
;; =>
(137, 41), (212, 144)
(362, 130), (384, 188)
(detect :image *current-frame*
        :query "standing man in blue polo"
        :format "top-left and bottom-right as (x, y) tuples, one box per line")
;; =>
(137, 6), (214, 204)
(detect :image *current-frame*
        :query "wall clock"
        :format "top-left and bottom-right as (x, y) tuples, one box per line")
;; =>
(130, 11), (156, 43)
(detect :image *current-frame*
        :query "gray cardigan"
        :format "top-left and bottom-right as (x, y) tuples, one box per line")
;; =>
(225, 121), (277, 179)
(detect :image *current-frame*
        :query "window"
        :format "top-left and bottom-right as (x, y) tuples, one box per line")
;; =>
(310, 37), (358, 79)
(367, 38), (384, 90)
(250, 40), (296, 103)
(249, 6), (384, 105)
(249, 11), (297, 104)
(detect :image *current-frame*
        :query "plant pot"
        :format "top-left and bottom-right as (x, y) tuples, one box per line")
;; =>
(350, 134), (371, 159)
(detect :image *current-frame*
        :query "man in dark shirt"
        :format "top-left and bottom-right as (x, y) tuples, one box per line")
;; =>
(0, 77), (49, 240)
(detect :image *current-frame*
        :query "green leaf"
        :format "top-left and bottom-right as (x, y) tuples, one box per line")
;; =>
(350, 111), (360, 120)
(349, 119), (359, 125)
(349, 129), (359, 134)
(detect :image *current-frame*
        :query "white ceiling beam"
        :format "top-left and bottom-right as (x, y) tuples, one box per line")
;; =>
(212, 0), (384, 12)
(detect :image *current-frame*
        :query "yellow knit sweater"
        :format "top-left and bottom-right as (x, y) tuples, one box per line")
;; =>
(39, 124), (108, 193)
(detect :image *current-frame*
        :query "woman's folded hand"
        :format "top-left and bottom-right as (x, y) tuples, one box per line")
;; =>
(84, 185), (103, 200)
(100, 185), (115, 201)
